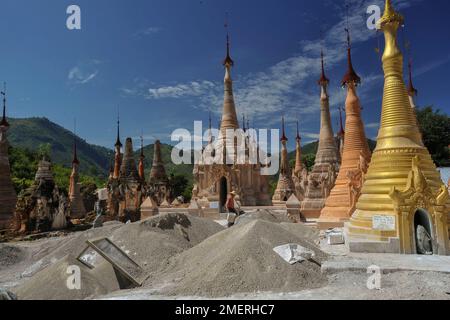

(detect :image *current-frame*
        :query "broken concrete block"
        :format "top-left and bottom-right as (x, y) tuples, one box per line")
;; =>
(273, 244), (316, 265)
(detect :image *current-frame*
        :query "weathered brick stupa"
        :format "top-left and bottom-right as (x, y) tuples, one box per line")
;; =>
(0, 89), (16, 230)
(318, 29), (372, 230)
(292, 121), (307, 201)
(68, 139), (86, 219)
(148, 140), (169, 205)
(107, 119), (145, 222)
(300, 52), (340, 219)
(192, 30), (272, 209)
(273, 117), (295, 205)
(346, 0), (450, 255)
(13, 156), (70, 234)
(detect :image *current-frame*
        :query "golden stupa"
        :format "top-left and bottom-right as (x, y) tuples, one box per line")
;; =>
(345, 0), (450, 255)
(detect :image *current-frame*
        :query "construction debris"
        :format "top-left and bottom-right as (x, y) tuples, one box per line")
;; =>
(273, 244), (316, 265)
(78, 237), (146, 287)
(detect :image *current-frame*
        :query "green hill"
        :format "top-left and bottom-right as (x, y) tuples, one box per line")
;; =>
(6, 117), (193, 184)
(8, 117), (113, 178)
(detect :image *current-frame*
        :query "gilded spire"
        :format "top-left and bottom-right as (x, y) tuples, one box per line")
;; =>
(407, 59), (418, 97)
(318, 50), (329, 86)
(346, 0), (448, 254)
(375, 0), (421, 146)
(1, 83), (9, 127)
(378, 0), (404, 29)
(342, 28), (361, 87)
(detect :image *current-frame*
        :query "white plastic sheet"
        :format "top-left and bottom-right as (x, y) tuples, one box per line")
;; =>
(273, 244), (315, 265)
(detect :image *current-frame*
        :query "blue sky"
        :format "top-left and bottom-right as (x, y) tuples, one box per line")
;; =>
(1, 0), (449, 150)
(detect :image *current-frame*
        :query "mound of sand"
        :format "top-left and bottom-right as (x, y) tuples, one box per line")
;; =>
(237, 209), (291, 225)
(109, 213), (225, 273)
(279, 223), (320, 244)
(11, 213), (224, 299)
(14, 255), (120, 300)
(148, 219), (328, 297)
(19, 221), (124, 278)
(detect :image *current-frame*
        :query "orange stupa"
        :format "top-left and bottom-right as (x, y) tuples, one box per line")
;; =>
(317, 29), (372, 229)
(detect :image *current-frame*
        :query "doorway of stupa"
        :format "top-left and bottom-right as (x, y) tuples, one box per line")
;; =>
(413, 209), (435, 255)
(219, 177), (228, 213)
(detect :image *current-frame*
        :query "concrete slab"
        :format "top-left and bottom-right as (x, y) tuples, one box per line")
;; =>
(322, 253), (450, 275)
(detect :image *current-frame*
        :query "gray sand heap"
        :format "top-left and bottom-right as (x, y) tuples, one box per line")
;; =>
(147, 219), (328, 297)
(11, 213), (224, 300)
(236, 209), (292, 225)
(110, 212), (225, 273)
(15, 255), (120, 300)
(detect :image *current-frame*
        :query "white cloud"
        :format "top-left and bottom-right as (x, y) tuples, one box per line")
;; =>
(68, 60), (102, 85)
(125, 80), (217, 99)
(134, 27), (161, 37)
(123, 0), (424, 128)
(366, 122), (380, 129)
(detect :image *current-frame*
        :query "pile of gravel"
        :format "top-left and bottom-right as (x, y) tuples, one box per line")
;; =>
(237, 209), (292, 225)
(14, 255), (120, 300)
(12, 213), (224, 299)
(109, 212), (225, 273)
(148, 219), (328, 297)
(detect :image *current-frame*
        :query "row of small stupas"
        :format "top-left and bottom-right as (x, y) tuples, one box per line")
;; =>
(106, 119), (172, 222)
(0, 100), (172, 233)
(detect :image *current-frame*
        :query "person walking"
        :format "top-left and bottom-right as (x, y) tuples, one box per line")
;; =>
(226, 191), (242, 227)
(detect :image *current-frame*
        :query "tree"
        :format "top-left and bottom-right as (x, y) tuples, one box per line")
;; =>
(416, 106), (450, 167)
(168, 173), (190, 202)
(37, 143), (51, 161)
(302, 154), (316, 171)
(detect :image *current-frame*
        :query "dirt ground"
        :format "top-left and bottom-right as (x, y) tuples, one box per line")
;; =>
(98, 270), (450, 300)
